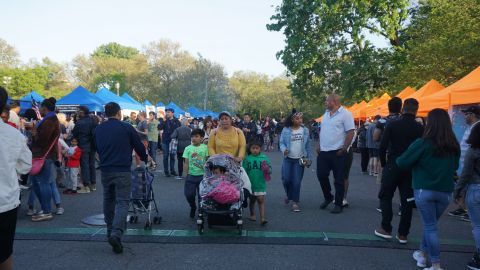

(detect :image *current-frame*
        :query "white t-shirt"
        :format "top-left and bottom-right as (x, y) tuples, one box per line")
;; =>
(288, 128), (304, 159)
(319, 106), (355, 151)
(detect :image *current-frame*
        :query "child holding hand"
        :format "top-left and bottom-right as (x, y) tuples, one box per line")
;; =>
(243, 140), (272, 225)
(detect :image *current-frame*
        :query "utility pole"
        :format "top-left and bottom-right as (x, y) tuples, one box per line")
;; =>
(204, 74), (208, 111)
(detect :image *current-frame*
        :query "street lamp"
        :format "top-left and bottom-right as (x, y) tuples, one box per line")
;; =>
(115, 82), (120, 96)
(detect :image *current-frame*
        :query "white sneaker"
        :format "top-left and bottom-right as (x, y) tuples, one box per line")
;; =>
(55, 207), (64, 215)
(77, 186), (91, 194)
(175, 176), (183, 180)
(413, 250), (427, 268)
(342, 199), (349, 207)
(27, 209), (42, 216)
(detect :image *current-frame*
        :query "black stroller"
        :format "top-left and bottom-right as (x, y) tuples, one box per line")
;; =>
(197, 154), (244, 235)
(128, 166), (161, 229)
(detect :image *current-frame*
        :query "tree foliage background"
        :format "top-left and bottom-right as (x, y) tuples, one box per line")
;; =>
(0, 39), (292, 119)
(267, 0), (480, 108)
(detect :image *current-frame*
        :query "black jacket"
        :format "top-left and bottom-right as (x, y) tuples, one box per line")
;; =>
(379, 114), (424, 167)
(73, 116), (97, 151)
(238, 121), (258, 143)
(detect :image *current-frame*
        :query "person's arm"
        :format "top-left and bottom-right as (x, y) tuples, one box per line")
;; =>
(304, 127), (312, 159)
(340, 129), (354, 154)
(130, 126), (148, 162)
(379, 125), (391, 167)
(279, 128), (288, 156)
(207, 130), (217, 155)
(183, 158), (189, 176)
(171, 128), (178, 139)
(16, 137), (32, 174)
(455, 149), (476, 198)
(395, 139), (424, 169)
(237, 130), (247, 160)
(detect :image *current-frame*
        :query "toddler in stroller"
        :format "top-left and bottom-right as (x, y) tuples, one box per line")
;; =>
(197, 154), (248, 234)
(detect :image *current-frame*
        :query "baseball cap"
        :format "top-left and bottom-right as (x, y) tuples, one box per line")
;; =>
(165, 108), (174, 113)
(219, 111), (232, 118)
(461, 105), (480, 116)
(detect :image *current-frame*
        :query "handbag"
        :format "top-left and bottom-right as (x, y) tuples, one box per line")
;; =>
(30, 135), (60, 176)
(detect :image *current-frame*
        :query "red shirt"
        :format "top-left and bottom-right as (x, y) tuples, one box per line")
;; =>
(66, 146), (82, 168)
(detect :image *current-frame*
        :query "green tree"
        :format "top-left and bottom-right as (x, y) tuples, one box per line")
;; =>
(390, 0), (480, 89)
(0, 38), (20, 68)
(92, 42), (139, 59)
(267, 0), (410, 104)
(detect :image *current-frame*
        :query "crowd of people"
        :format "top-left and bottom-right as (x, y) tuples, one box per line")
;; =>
(1, 84), (480, 270)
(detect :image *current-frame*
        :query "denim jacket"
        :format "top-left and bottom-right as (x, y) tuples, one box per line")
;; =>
(279, 126), (311, 159)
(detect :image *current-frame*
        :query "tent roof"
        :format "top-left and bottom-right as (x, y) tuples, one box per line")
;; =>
(407, 80), (445, 101)
(143, 100), (153, 106)
(121, 93), (142, 105)
(20, 91), (44, 102)
(156, 102), (165, 107)
(418, 66), (480, 116)
(186, 106), (205, 118)
(95, 88), (144, 111)
(396, 86), (416, 99)
(166, 102), (185, 117)
(57, 86), (104, 112)
(365, 93), (391, 118)
(351, 100), (368, 119)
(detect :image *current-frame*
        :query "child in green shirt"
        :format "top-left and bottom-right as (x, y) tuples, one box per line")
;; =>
(243, 140), (272, 225)
(182, 129), (209, 218)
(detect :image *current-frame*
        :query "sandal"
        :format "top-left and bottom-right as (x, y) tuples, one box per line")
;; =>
(292, 204), (301, 212)
(261, 220), (268, 226)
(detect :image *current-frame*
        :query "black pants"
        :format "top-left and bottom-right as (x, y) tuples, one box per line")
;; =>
(360, 147), (369, 172)
(80, 150), (96, 186)
(0, 207), (18, 263)
(316, 150), (346, 206)
(378, 160), (414, 236)
(177, 152), (184, 177)
(184, 175), (203, 209)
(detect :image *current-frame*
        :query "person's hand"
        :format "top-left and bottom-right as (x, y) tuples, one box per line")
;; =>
(234, 157), (243, 163)
(284, 149), (289, 157)
(336, 148), (346, 156)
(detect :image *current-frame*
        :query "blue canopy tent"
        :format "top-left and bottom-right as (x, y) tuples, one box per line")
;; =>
(57, 86), (104, 112)
(19, 91), (44, 112)
(165, 102), (185, 118)
(95, 88), (144, 111)
(186, 106), (205, 118)
(156, 102), (165, 107)
(121, 93), (142, 106)
(143, 100), (153, 106)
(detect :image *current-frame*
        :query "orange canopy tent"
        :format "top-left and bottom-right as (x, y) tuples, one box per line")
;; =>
(351, 100), (368, 120)
(376, 87), (415, 116)
(408, 79), (445, 101)
(365, 93), (391, 118)
(396, 86), (416, 100)
(418, 66), (480, 116)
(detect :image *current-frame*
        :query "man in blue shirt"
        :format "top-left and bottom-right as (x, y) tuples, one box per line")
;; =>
(95, 102), (148, 254)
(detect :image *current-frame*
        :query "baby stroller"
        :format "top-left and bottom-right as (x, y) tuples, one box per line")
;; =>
(128, 166), (162, 230)
(197, 154), (244, 235)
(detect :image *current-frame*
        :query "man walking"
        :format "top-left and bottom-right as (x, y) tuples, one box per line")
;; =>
(158, 108), (181, 177)
(317, 94), (355, 214)
(94, 102), (148, 254)
(73, 106), (97, 193)
(239, 113), (258, 143)
(375, 98), (424, 244)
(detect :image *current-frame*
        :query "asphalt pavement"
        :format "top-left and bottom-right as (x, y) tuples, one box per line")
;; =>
(13, 147), (474, 270)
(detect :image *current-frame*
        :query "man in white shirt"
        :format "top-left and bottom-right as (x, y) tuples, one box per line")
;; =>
(317, 94), (355, 214)
(0, 87), (32, 270)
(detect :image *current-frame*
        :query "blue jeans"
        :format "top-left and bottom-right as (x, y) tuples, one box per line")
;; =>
(184, 175), (203, 209)
(414, 189), (451, 263)
(30, 159), (55, 214)
(148, 141), (158, 163)
(28, 181), (61, 207)
(101, 171), (131, 240)
(281, 157), (304, 203)
(316, 150), (346, 206)
(161, 142), (176, 174)
(467, 184), (480, 252)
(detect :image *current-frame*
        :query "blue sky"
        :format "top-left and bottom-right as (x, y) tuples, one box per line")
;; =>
(1, 0), (389, 77)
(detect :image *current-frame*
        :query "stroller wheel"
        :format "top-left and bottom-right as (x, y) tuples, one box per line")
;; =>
(153, 216), (162, 224)
(197, 224), (204, 235)
(144, 221), (152, 230)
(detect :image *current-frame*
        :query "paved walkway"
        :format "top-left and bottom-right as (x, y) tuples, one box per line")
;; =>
(14, 150), (473, 270)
